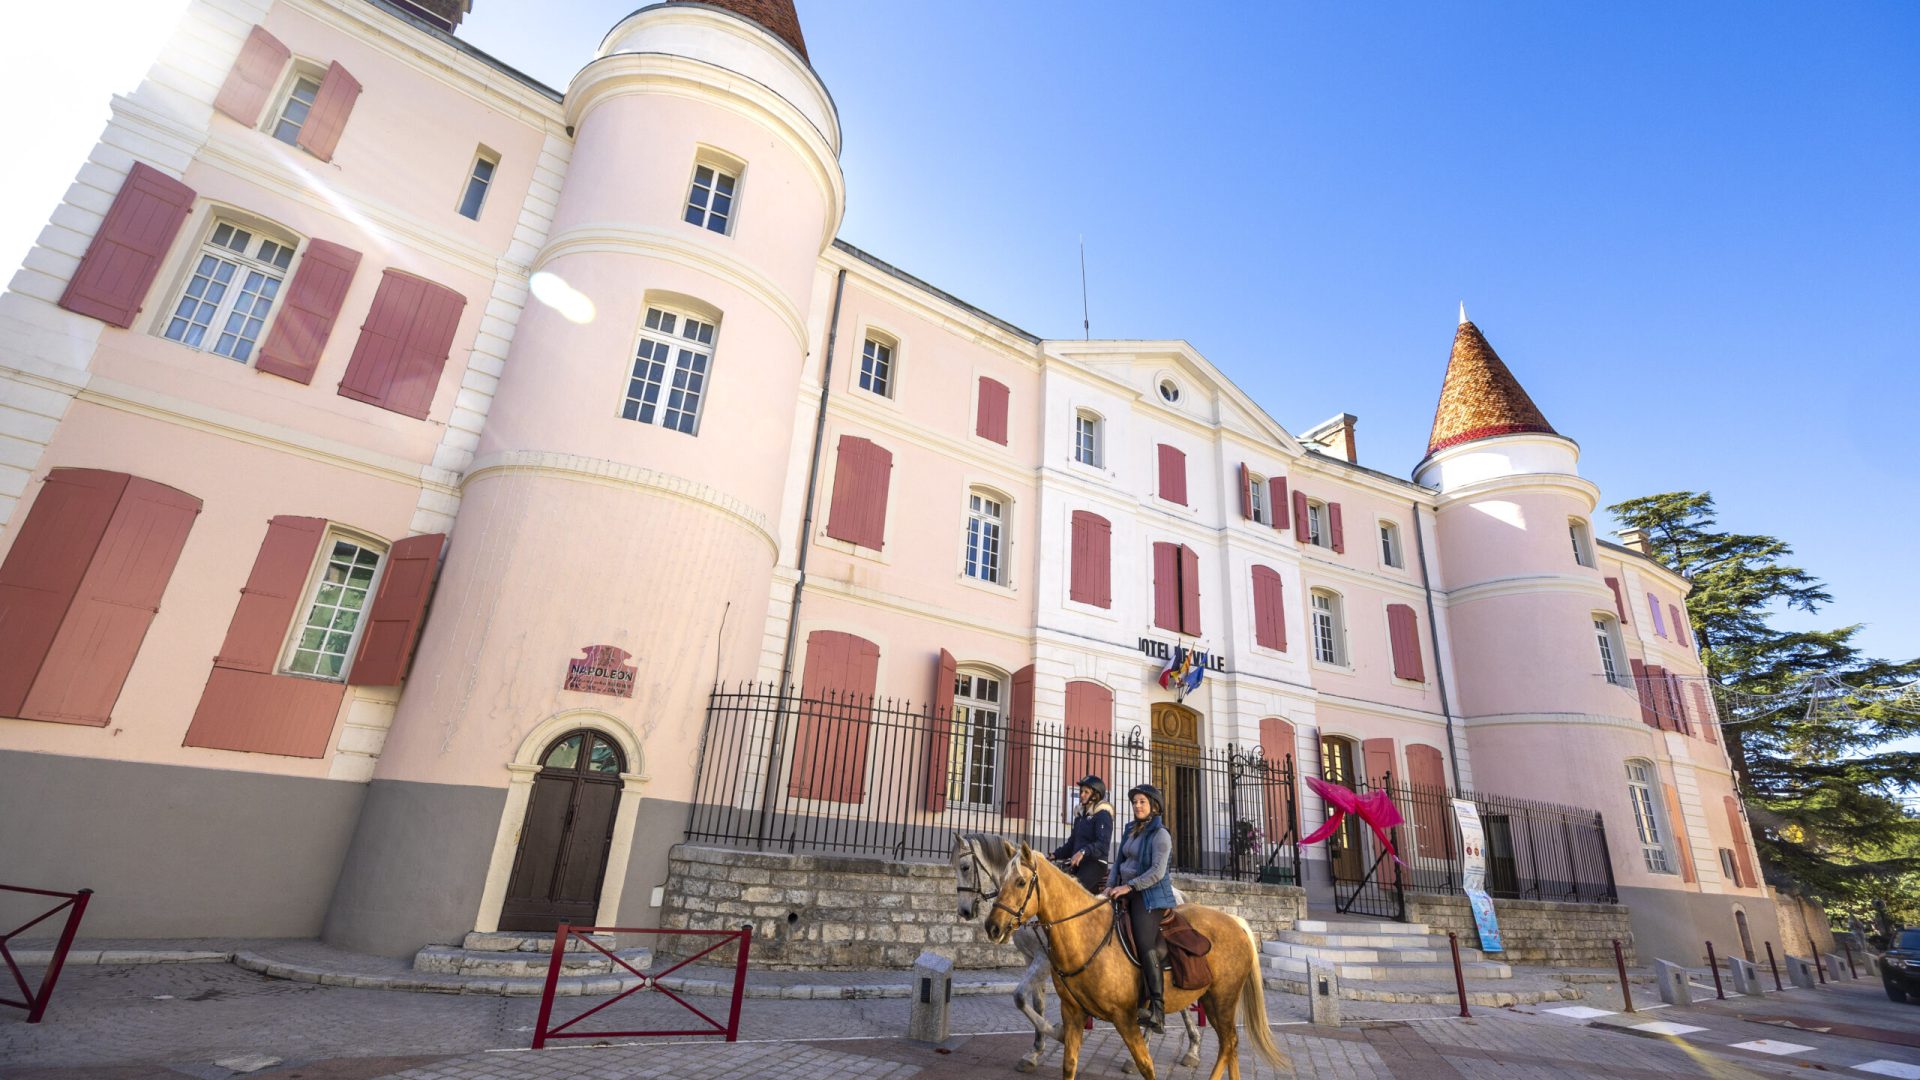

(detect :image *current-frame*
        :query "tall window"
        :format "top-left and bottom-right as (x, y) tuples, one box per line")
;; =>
(270, 73), (321, 145)
(1625, 760), (1673, 874)
(1074, 411), (1101, 467)
(1569, 518), (1595, 567)
(1311, 589), (1344, 665)
(163, 220), (295, 363)
(964, 491), (1005, 585)
(1306, 500), (1328, 548)
(859, 336), (893, 397)
(684, 162), (738, 234)
(1594, 616), (1622, 684)
(949, 670), (1002, 806)
(622, 306), (715, 435)
(1379, 521), (1403, 568)
(284, 535), (385, 680)
(1248, 474), (1268, 524)
(458, 150), (497, 220)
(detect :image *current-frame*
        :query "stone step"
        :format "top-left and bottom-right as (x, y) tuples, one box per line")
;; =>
(1293, 919), (1431, 937)
(1260, 940), (1485, 964)
(1271, 929), (1476, 952)
(461, 931), (618, 954)
(1260, 955), (1513, 982)
(414, 944), (652, 978)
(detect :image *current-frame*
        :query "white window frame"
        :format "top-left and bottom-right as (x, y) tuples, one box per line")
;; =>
(1305, 499), (1329, 549)
(161, 216), (297, 365)
(1248, 472), (1270, 525)
(1157, 377), (1180, 404)
(457, 147), (499, 220)
(621, 304), (716, 435)
(1625, 760), (1675, 874)
(1569, 518), (1596, 568)
(1379, 520), (1404, 569)
(268, 65), (325, 147)
(1311, 588), (1346, 666)
(281, 530), (388, 682)
(1073, 410), (1102, 468)
(858, 334), (895, 398)
(683, 159), (741, 236)
(948, 668), (1004, 808)
(1593, 614), (1624, 684)
(963, 489), (1007, 586)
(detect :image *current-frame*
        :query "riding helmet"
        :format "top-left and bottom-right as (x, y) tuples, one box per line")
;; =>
(1126, 783), (1165, 817)
(1076, 775), (1107, 800)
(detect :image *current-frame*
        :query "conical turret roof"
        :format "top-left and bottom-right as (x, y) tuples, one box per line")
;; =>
(1425, 310), (1557, 456)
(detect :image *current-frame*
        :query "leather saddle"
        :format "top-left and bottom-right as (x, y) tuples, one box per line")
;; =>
(1115, 903), (1214, 990)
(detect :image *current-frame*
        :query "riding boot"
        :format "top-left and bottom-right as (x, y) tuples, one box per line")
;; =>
(1140, 944), (1167, 1034)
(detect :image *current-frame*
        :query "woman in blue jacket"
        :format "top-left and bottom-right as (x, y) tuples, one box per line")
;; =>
(1050, 775), (1113, 894)
(1107, 782), (1173, 1034)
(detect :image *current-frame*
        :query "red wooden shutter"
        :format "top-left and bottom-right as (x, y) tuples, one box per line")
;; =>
(1064, 680), (1113, 798)
(788, 630), (879, 803)
(213, 516), (327, 672)
(1645, 664), (1672, 728)
(1157, 444), (1186, 505)
(346, 532), (445, 686)
(1670, 605), (1688, 647)
(1628, 658), (1657, 726)
(1152, 542), (1179, 631)
(925, 649), (957, 812)
(58, 163), (195, 328)
(213, 25), (291, 125)
(826, 436), (892, 549)
(1178, 544), (1201, 635)
(1292, 490), (1310, 542)
(20, 478), (200, 726)
(1270, 476), (1289, 530)
(1004, 665), (1035, 817)
(296, 61), (362, 162)
(976, 377), (1009, 444)
(184, 668), (346, 758)
(1405, 743), (1453, 858)
(1362, 737), (1397, 788)
(1693, 684), (1718, 744)
(1251, 565), (1286, 651)
(1648, 593), (1666, 637)
(1387, 603), (1424, 681)
(1259, 716), (1297, 853)
(338, 270), (467, 419)
(1328, 502), (1345, 553)
(1665, 784), (1697, 883)
(0, 470), (127, 715)
(1724, 795), (1756, 888)
(1069, 511), (1111, 608)
(255, 238), (362, 384)
(1606, 577), (1629, 622)
(1238, 462), (1252, 520)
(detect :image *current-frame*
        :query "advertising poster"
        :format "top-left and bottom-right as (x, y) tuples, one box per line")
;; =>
(1450, 798), (1504, 953)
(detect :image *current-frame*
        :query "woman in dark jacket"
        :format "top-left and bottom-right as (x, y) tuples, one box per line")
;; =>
(1050, 775), (1113, 894)
(1107, 782), (1174, 1034)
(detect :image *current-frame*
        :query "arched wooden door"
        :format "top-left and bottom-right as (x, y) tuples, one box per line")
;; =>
(1319, 734), (1365, 883)
(500, 730), (625, 932)
(1150, 703), (1203, 871)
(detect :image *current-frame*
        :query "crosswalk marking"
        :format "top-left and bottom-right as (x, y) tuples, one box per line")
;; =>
(1729, 1039), (1815, 1056)
(1543, 1006), (1615, 1019)
(1631, 1021), (1707, 1036)
(1854, 1062), (1920, 1080)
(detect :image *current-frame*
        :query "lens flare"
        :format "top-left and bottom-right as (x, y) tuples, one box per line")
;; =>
(530, 271), (596, 324)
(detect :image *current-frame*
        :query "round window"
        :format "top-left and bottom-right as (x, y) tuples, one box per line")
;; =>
(1158, 379), (1180, 403)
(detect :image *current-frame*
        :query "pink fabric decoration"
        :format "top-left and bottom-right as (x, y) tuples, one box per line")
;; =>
(1302, 776), (1406, 866)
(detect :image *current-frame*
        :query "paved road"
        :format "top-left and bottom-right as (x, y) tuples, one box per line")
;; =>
(1, 959), (1914, 1079)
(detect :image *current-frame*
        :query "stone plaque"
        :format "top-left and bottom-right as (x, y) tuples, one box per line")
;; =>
(564, 644), (636, 697)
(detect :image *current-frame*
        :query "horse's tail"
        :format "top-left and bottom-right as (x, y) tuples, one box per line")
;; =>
(1235, 916), (1289, 1069)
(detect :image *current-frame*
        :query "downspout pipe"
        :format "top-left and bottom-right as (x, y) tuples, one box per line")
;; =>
(779, 267), (847, 690)
(1412, 500), (1463, 792)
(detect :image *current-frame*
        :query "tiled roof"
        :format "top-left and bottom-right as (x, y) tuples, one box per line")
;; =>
(1425, 318), (1557, 456)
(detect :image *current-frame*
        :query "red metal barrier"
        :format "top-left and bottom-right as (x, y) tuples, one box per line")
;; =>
(1613, 938), (1635, 1013)
(0, 884), (93, 1024)
(1448, 932), (1471, 1018)
(531, 923), (751, 1049)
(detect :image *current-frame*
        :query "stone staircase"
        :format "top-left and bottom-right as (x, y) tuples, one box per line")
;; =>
(410, 930), (651, 979)
(1261, 915), (1578, 1005)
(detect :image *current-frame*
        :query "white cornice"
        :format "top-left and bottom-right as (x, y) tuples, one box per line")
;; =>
(1432, 470), (1600, 512)
(826, 249), (1043, 364)
(463, 449), (775, 556)
(1444, 572), (1616, 608)
(1047, 339), (1307, 458)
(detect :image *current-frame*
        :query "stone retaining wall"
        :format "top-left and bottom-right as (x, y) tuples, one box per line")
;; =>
(1403, 894), (1636, 966)
(659, 844), (1306, 970)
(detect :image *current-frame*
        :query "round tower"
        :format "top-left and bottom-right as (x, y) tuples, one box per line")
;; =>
(323, 0), (843, 955)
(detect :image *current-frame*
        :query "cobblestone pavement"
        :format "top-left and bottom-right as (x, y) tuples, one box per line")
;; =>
(1, 958), (1914, 1079)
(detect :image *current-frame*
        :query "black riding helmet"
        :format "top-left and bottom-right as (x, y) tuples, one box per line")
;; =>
(1126, 783), (1165, 817)
(1076, 775), (1107, 801)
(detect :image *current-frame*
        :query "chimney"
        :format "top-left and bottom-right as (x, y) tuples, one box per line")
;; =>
(1618, 528), (1653, 555)
(1300, 413), (1360, 464)
(391, 0), (471, 31)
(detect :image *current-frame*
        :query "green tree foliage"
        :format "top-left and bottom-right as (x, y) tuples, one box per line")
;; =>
(1607, 491), (1920, 905)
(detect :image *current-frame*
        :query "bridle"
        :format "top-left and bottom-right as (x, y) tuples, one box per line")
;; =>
(955, 837), (1008, 908)
(977, 848), (1122, 980)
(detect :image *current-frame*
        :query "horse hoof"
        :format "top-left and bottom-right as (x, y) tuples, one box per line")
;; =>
(1015, 1058), (1038, 1073)
(1181, 1052), (1201, 1067)
(1119, 1062), (1135, 1076)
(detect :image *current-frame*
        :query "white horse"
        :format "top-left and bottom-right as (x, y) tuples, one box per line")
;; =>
(952, 833), (1203, 1073)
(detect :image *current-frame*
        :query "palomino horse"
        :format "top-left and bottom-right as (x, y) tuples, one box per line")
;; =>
(952, 834), (1202, 1074)
(979, 839), (1288, 1080)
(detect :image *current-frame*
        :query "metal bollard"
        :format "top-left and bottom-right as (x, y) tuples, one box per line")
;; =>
(1448, 932), (1470, 1018)
(1613, 938), (1635, 1013)
(1705, 941), (1725, 999)
(1843, 941), (1857, 978)
(1765, 942), (1783, 992)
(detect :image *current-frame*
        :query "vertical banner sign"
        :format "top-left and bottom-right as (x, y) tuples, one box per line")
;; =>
(1450, 798), (1504, 953)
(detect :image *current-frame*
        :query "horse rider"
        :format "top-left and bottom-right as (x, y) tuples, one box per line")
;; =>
(1050, 775), (1114, 894)
(1106, 782), (1173, 1034)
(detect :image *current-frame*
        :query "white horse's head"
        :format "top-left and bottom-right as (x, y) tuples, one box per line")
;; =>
(950, 832), (1020, 924)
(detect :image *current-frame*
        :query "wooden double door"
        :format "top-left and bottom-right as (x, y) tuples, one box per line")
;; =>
(1149, 703), (1204, 871)
(499, 730), (625, 932)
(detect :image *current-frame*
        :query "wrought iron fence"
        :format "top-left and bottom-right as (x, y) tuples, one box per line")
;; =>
(684, 683), (1300, 884)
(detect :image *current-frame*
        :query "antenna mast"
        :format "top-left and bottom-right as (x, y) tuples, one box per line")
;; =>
(1079, 236), (1090, 340)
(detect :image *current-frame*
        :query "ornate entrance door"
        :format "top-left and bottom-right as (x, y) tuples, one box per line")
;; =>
(1320, 735), (1365, 883)
(1150, 703), (1203, 872)
(500, 730), (625, 932)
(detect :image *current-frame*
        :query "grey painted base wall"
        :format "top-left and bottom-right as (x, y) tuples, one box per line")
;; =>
(322, 779), (507, 957)
(1617, 884), (1783, 969)
(0, 749), (364, 940)
(614, 797), (693, 928)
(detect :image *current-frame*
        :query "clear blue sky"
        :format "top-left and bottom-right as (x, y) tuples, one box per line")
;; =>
(5, 2), (1914, 669)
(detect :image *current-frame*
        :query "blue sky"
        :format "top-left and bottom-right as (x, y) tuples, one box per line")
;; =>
(5, 2), (1914, 671)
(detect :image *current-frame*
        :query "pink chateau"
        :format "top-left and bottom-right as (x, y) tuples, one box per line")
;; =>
(0, 0), (1771, 967)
